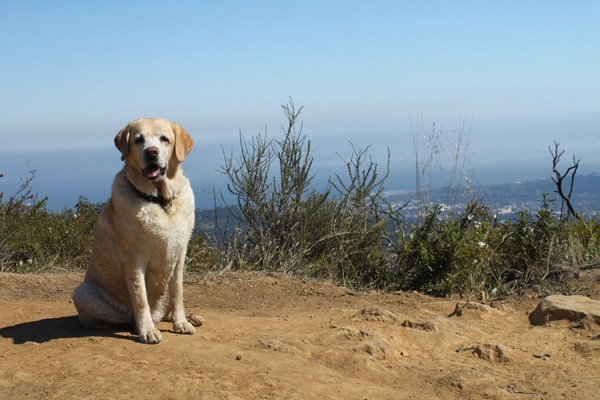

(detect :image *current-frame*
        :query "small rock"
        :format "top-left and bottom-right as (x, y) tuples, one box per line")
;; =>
(259, 339), (289, 352)
(472, 343), (512, 363)
(355, 306), (399, 323)
(489, 301), (513, 312)
(361, 339), (396, 360)
(574, 341), (600, 354)
(402, 319), (436, 331)
(449, 301), (504, 317)
(574, 334), (600, 354)
(403, 316), (484, 335)
(533, 352), (551, 359)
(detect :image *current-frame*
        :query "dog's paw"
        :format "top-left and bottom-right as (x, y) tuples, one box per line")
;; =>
(139, 327), (163, 344)
(188, 313), (205, 327)
(173, 320), (196, 335)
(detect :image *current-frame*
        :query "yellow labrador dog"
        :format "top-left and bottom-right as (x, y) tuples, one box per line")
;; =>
(72, 118), (203, 344)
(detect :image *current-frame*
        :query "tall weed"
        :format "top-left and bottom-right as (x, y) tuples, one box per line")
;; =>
(216, 99), (395, 289)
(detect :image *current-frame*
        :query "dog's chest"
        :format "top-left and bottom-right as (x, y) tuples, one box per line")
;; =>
(134, 197), (193, 248)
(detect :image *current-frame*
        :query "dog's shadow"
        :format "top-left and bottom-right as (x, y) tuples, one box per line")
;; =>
(0, 315), (136, 344)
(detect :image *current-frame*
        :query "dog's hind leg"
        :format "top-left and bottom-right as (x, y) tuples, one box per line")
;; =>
(72, 281), (132, 329)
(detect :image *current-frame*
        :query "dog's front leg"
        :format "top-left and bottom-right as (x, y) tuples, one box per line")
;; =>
(169, 256), (197, 334)
(125, 267), (163, 344)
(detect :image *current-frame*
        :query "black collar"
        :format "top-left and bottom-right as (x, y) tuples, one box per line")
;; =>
(128, 180), (172, 208)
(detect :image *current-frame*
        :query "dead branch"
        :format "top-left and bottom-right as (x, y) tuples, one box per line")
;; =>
(549, 141), (579, 219)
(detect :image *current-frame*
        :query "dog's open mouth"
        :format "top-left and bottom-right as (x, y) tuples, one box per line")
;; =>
(142, 164), (167, 180)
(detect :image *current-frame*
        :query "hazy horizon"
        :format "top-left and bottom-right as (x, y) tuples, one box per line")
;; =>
(1, 128), (596, 211)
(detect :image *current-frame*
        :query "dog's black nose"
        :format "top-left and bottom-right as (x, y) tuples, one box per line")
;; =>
(144, 147), (159, 158)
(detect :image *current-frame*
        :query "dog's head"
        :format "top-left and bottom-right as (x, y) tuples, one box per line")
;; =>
(114, 118), (194, 182)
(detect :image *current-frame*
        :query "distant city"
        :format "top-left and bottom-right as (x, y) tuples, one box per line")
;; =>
(383, 172), (600, 221)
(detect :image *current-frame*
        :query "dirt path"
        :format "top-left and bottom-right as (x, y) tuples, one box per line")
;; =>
(1, 272), (599, 399)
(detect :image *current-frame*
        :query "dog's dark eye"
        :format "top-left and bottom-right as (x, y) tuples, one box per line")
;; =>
(160, 136), (170, 143)
(134, 136), (144, 144)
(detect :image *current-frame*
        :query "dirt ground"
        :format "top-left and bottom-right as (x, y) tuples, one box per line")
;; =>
(1, 272), (599, 400)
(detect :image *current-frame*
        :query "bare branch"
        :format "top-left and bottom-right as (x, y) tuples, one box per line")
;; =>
(548, 141), (579, 218)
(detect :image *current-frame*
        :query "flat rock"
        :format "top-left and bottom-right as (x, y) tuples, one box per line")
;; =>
(529, 295), (600, 326)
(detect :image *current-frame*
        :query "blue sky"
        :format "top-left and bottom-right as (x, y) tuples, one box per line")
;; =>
(1, 1), (599, 209)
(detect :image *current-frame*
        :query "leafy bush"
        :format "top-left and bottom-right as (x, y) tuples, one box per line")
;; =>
(393, 206), (460, 296)
(385, 192), (600, 297)
(0, 169), (101, 272)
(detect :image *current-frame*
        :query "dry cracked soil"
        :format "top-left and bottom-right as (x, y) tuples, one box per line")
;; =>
(1, 272), (600, 399)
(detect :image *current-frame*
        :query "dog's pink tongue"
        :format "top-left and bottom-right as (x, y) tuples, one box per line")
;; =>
(144, 166), (161, 179)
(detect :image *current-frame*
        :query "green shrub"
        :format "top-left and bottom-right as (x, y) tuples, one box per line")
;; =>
(0, 170), (100, 272)
(393, 205), (463, 296)
(388, 195), (600, 297)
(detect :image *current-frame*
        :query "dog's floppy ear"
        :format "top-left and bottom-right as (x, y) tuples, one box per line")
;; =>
(171, 122), (194, 162)
(114, 124), (131, 162)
